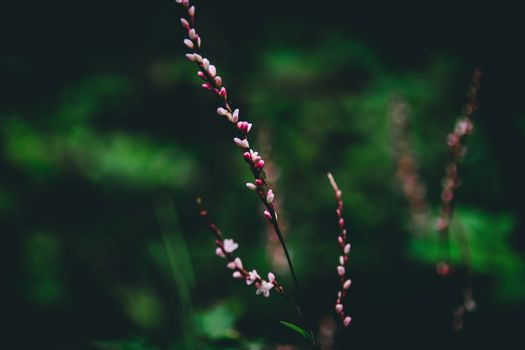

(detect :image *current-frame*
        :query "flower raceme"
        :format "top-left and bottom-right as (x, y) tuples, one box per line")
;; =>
(328, 173), (352, 328)
(198, 198), (282, 298)
(175, 0), (281, 226)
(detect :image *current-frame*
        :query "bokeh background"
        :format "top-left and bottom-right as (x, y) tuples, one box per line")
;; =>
(2, 0), (524, 349)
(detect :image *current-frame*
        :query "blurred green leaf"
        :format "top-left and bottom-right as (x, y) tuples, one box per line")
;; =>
(279, 321), (312, 340)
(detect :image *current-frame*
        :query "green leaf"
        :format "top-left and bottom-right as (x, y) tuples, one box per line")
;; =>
(279, 321), (312, 340)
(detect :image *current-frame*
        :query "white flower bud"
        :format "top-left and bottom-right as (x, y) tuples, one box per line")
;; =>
(266, 190), (275, 204)
(183, 39), (194, 49)
(217, 107), (228, 116)
(343, 279), (351, 290)
(246, 183), (257, 190)
(202, 58), (210, 70)
(208, 65), (217, 78)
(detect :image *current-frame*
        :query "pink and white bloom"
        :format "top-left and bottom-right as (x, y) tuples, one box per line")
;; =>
(246, 269), (260, 285)
(255, 280), (274, 297)
(234, 137), (250, 149)
(223, 238), (239, 253)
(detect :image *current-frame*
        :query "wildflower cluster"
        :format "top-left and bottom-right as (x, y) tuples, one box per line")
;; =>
(197, 198), (283, 298)
(327, 173), (352, 328)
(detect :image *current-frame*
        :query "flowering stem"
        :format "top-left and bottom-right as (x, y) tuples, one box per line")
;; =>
(327, 173), (353, 328)
(176, 1), (317, 346)
(436, 68), (481, 276)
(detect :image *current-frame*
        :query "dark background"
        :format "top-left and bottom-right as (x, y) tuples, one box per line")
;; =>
(1, 1), (524, 349)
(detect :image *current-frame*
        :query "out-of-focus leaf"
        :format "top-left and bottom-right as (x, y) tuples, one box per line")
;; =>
(409, 207), (525, 301)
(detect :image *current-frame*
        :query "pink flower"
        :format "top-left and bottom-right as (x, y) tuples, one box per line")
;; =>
(223, 238), (239, 253)
(337, 266), (345, 276)
(180, 18), (190, 30)
(268, 272), (275, 283)
(246, 269), (261, 285)
(233, 137), (250, 149)
(208, 65), (217, 78)
(232, 109), (240, 123)
(234, 257), (243, 269)
(343, 316), (352, 327)
(215, 247), (225, 258)
(255, 280), (274, 297)
(188, 5), (195, 17)
(266, 190), (275, 204)
(343, 279), (351, 290)
(184, 39), (194, 49)
(335, 304), (343, 313)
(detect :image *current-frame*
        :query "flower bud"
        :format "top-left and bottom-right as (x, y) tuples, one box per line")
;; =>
(180, 18), (190, 29)
(208, 65), (217, 78)
(343, 279), (351, 290)
(217, 107), (228, 116)
(337, 266), (345, 276)
(266, 190), (274, 204)
(246, 183), (257, 190)
(232, 109), (239, 123)
(335, 304), (343, 313)
(184, 39), (194, 49)
(234, 137), (249, 149)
